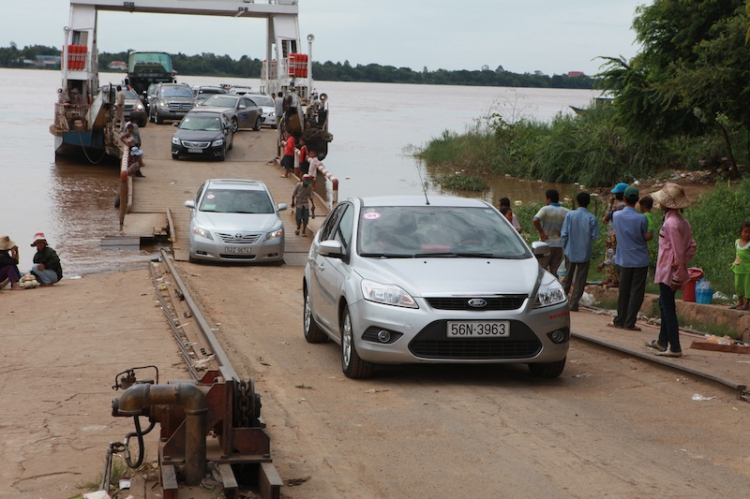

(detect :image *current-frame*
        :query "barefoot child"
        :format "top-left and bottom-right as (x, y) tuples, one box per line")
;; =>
(291, 174), (316, 236)
(730, 221), (750, 310)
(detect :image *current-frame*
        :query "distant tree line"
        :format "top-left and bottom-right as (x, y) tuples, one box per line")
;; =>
(0, 43), (597, 89)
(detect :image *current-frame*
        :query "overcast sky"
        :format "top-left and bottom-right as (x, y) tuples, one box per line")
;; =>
(4, 0), (648, 76)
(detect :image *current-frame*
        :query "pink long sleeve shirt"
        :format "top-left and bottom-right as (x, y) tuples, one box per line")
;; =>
(654, 210), (697, 287)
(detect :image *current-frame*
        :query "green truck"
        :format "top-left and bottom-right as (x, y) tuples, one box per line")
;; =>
(125, 51), (176, 98)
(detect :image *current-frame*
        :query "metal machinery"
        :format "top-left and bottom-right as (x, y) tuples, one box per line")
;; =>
(281, 87), (333, 160)
(111, 365), (280, 499)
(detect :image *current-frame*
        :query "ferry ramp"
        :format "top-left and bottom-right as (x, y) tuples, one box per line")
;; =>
(121, 123), (329, 266)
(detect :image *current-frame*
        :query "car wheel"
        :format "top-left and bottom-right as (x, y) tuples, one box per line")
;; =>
(217, 146), (226, 162)
(340, 306), (373, 379)
(155, 112), (163, 125)
(172, 153), (179, 160)
(253, 116), (262, 131)
(231, 118), (238, 133)
(139, 118), (147, 127)
(303, 287), (327, 343)
(528, 357), (566, 378)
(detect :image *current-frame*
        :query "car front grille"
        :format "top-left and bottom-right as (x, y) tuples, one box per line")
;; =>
(408, 320), (542, 359)
(169, 103), (192, 110)
(182, 141), (210, 148)
(125, 104), (135, 111)
(425, 295), (527, 311)
(216, 233), (261, 244)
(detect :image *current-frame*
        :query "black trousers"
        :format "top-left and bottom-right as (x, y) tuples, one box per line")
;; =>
(613, 266), (648, 329)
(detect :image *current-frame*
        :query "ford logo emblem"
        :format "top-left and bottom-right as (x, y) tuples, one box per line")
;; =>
(467, 299), (487, 308)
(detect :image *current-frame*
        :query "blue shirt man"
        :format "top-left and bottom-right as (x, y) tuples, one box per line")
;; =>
(560, 192), (599, 311)
(610, 186), (653, 330)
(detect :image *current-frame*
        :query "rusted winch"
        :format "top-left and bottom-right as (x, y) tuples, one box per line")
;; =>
(111, 366), (279, 498)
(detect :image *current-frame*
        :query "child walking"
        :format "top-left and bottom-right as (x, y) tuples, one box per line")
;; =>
(291, 174), (316, 236)
(730, 221), (750, 310)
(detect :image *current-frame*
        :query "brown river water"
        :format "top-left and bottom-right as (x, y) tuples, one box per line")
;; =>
(0, 68), (599, 275)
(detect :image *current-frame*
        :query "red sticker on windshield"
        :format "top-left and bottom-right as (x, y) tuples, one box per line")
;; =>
(363, 212), (381, 220)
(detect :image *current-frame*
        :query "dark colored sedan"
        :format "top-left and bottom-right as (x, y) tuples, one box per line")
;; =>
(171, 110), (234, 161)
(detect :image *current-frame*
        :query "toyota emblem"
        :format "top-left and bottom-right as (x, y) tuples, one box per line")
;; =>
(467, 298), (487, 308)
(235, 233), (243, 239)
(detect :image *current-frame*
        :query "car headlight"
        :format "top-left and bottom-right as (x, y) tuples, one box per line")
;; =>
(269, 111), (275, 117)
(192, 226), (213, 240)
(135, 103), (144, 111)
(212, 138), (224, 147)
(533, 276), (567, 308)
(159, 101), (168, 108)
(361, 279), (418, 309)
(265, 229), (283, 241)
(171, 136), (180, 145)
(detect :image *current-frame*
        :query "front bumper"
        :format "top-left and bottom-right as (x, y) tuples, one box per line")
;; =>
(189, 234), (284, 263)
(172, 142), (225, 159)
(347, 297), (570, 365)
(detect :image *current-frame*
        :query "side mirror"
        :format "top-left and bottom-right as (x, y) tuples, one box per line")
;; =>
(277, 203), (288, 212)
(318, 240), (343, 258)
(172, 122), (179, 127)
(531, 241), (551, 259)
(184, 200), (196, 209)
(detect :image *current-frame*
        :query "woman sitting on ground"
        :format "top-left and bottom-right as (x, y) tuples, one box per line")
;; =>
(0, 235), (22, 290)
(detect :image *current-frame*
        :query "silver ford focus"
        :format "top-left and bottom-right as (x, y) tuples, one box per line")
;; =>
(302, 195), (570, 379)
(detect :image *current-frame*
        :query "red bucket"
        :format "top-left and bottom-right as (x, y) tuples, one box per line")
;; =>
(682, 268), (704, 302)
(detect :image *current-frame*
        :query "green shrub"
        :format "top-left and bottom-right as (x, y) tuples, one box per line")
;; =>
(437, 173), (488, 192)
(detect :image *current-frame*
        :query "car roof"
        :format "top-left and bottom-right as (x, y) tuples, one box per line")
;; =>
(204, 179), (268, 191)
(355, 195), (493, 208)
(184, 109), (225, 118)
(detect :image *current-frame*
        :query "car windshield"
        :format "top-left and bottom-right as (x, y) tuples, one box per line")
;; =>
(358, 206), (530, 259)
(199, 189), (274, 214)
(123, 89), (139, 99)
(180, 115), (223, 131)
(201, 95), (238, 108)
(247, 95), (273, 107)
(160, 86), (193, 98)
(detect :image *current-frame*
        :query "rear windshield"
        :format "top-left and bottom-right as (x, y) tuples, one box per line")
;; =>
(247, 95), (273, 107)
(199, 189), (273, 214)
(160, 86), (193, 98)
(358, 206), (530, 259)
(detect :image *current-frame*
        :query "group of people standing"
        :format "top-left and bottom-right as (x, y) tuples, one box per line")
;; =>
(526, 182), (698, 358)
(0, 233), (63, 290)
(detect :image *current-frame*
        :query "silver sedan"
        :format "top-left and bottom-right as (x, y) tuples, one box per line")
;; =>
(196, 94), (263, 132)
(302, 196), (570, 379)
(184, 179), (287, 264)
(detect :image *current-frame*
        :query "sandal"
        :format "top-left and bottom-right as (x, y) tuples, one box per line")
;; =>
(606, 322), (623, 329)
(645, 340), (666, 352)
(295, 229), (300, 235)
(656, 350), (683, 358)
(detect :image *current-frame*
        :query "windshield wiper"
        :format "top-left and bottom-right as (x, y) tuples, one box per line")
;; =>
(360, 253), (413, 258)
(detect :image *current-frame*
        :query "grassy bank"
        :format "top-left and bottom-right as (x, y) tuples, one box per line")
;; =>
(418, 104), (743, 188)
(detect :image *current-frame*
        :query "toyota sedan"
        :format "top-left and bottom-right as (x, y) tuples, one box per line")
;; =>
(302, 196), (570, 379)
(184, 179), (287, 264)
(196, 94), (263, 131)
(171, 110), (234, 161)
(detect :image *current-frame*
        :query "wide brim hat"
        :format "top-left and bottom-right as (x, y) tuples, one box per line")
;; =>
(651, 182), (690, 209)
(302, 174), (313, 180)
(0, 235), (16, 251)
(30, 232), (47, 246)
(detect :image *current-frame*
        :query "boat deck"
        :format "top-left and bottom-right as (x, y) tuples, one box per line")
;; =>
(117, 124), (329, 266)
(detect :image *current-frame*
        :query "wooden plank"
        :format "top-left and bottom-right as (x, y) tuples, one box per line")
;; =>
(122, 213), (169, 238)
(166, 207), (176, 243)
(218, 463), (239, 498)
(160, 464), (178, 499)
(259, 462), (283, 499)
(690, 341), (750, 354)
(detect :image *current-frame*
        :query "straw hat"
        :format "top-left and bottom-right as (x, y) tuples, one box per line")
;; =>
(0, 235), (16, 251)
(651, 182), (690, 209)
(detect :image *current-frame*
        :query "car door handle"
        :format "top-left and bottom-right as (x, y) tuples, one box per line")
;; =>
(316, 263), (325, 271)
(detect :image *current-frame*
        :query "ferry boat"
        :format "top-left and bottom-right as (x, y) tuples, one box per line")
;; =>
(50, 0), (331, 161)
